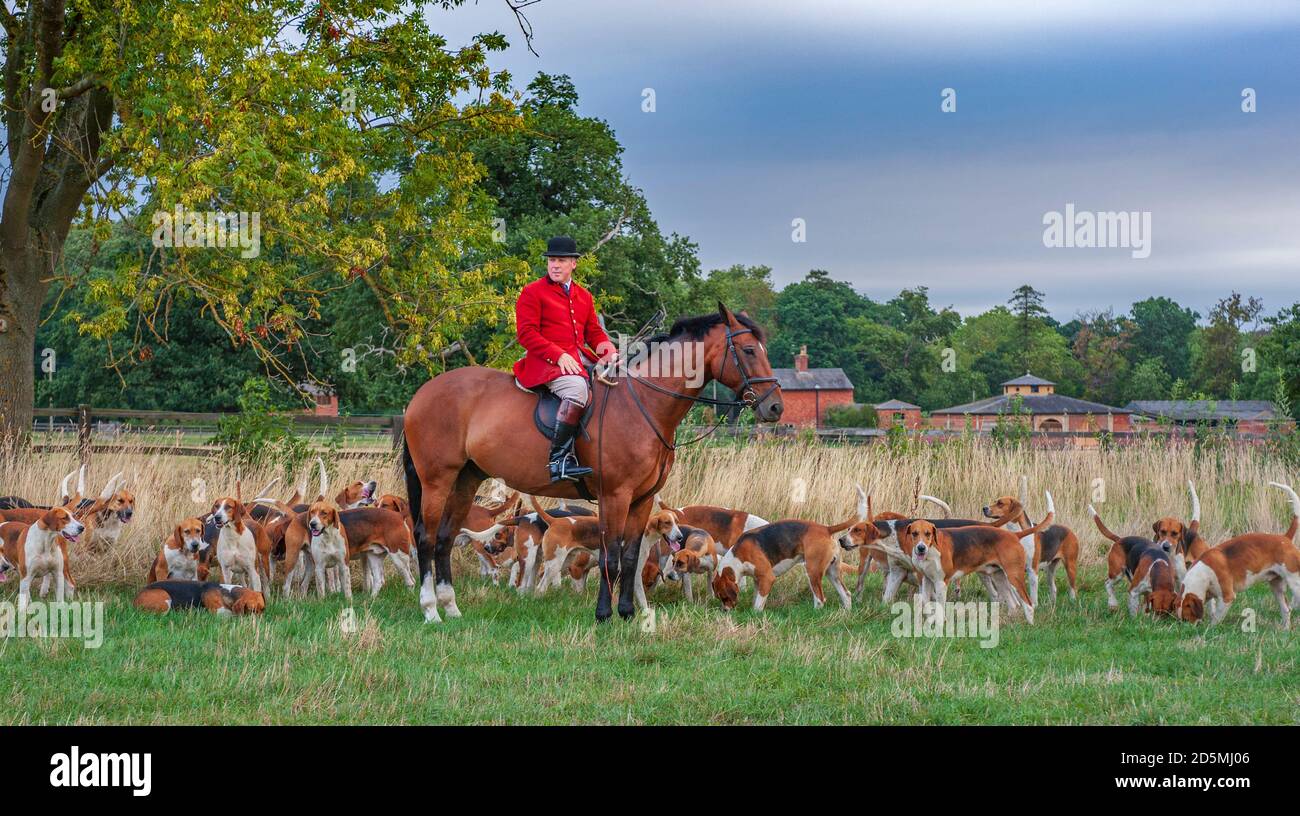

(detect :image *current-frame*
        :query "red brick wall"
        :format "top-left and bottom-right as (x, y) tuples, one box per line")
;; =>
(927, 413), (1133, 432)
(781, 390), (854, 427)
(877, 408), (923, 430)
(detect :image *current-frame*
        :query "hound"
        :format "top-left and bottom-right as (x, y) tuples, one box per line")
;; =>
(632, 504), (687, 605)
(710, 488), (864, 612)
(455, 521), (520, 585)
(654, 497), (769, 548)
(147, 517), (211, 583)
(1151, 480), (1209, 582)
(661, 526), (723, 601)
(210, 491), (272, 593)
(0, 521), (22, 582)
(855, 506), (988, 604)
(455, 491), (522, 578)
(78, 470), (135, 552)
(982, 486), (1080, 604)
(1178, 482), (1300, 627)
(334, 478), (379, 509)
(13, 504), (84, 606)
(528, 496), (604, 595)
(304, 499), (353, 600)
(895, 493), (1055, 624)
(1090, 504), (1172, 612)
(134, 581), (266, 615)
(462, 500), (594, 594)
(260, 501), (415, 597)
(3, 471), (82, 596)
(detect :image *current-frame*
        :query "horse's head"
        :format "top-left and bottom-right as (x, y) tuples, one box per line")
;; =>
(707, 302), (783, 423)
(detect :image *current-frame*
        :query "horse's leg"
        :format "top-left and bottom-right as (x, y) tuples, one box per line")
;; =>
(412, 466), (458, 624)
(431, 465), (485, 619)
(594, 493), (630, 623)
(619, 494), (656, 620)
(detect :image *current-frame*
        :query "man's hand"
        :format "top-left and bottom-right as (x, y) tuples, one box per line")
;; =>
(600, 349), (620, 366)
(557, 353), (583, 375)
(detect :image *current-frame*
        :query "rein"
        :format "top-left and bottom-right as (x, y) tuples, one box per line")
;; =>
(589, 318), (779, 602)
(607, 325), (779, 451)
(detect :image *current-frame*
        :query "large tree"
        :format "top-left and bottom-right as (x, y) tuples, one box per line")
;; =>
(1, 0), (534, 441)
(1127, 296), (1198, 382)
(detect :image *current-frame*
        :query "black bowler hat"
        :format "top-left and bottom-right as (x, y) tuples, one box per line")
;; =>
(542, 235), (580, 257)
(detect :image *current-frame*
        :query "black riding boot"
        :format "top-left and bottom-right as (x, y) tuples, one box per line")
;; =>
(548, 398), (593, 482)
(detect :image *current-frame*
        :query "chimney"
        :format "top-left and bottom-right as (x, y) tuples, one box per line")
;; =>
(795, 345), (809, 372)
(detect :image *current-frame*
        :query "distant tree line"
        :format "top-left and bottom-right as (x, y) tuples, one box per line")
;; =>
(31, 74), (1300, 420)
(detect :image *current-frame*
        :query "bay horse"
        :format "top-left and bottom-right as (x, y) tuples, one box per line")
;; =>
(402, 303), (783, 623)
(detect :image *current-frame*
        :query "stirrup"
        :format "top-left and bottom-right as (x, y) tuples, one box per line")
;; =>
(549, 452), (591, 482)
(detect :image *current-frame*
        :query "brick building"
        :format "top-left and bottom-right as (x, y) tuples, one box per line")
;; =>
(875, 399), (923, 430)
(1126, 400), (1292, 434)
(772, 346), (855, 428)
(930, 374), (1133, 432)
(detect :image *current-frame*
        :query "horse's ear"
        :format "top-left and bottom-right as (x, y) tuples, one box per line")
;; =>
(717, 301), (735, 322)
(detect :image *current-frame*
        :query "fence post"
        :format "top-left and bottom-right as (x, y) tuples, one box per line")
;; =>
(77, 404), (91, 468)
(391, 413), (405, 451)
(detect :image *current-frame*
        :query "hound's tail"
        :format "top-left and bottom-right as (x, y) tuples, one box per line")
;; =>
(458, 523), (507, 543)
(1267, 482), (1300, 541)
(919, 495), (952, 518)
(486, 491), (521, 517)
(1012, 491), (1054, 538)
(1088, 503), (1121, 543)
(251, 498), (299, 517)
(529, 494), (558, 526)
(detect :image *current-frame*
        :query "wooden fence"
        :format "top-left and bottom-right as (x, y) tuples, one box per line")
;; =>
(30, 405), (404, 463)
(25, 406), (1286, 466)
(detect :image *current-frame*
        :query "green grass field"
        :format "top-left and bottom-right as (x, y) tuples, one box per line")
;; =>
(4, 562), (1297, 725)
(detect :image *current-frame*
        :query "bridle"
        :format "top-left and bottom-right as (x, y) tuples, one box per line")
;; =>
(605, 323), (780, 451)
(588, 317), (780, 602)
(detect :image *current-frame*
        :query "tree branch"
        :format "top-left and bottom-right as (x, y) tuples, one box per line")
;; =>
(503, 0), (541, 57)
(55, 73), (97, 99)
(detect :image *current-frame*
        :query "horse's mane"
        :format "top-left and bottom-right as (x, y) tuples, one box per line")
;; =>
(648, 311), (765, 344)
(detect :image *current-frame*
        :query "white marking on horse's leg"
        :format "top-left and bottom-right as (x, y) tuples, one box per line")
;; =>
(436, 582), (460, 618)
(420, 573), (442, 623)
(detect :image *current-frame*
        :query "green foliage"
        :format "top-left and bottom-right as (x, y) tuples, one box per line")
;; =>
(824, 404), (879, 428)
(1126, 357), (1172, 401)
(1127, 297), (1198, 382)
(210, 378), (313, 478)
(990, 395), (1032, 448)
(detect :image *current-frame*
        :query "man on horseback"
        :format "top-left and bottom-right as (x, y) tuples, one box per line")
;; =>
(513, 236), (619, 483)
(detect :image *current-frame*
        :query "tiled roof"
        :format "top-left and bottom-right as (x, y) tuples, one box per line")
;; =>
(1125, 400), (1278, 421)
(1002, 374), (1056, 387)
(772, 368), (855, 391)
(875, 399), (921, 410)
(932, 394), (1130, 415)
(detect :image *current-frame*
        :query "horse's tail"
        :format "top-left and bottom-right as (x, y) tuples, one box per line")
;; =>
(402, 438), (423, 545)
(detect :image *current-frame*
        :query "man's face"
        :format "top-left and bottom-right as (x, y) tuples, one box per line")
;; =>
(547, 256), (577, 284)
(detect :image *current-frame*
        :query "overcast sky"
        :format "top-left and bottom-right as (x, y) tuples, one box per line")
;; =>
(434, 1), (1300, 322)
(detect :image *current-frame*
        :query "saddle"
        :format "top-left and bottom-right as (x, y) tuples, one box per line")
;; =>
(515, 362), (598, 441)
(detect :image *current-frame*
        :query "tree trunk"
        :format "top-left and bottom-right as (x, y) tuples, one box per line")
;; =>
(0, 243), (46, 445)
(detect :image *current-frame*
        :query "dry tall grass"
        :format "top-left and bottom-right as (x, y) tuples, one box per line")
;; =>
(2, 436), (1296, 587)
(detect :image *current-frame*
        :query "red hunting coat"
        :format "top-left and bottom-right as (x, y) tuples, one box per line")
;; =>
(513, 275), (616, 389)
